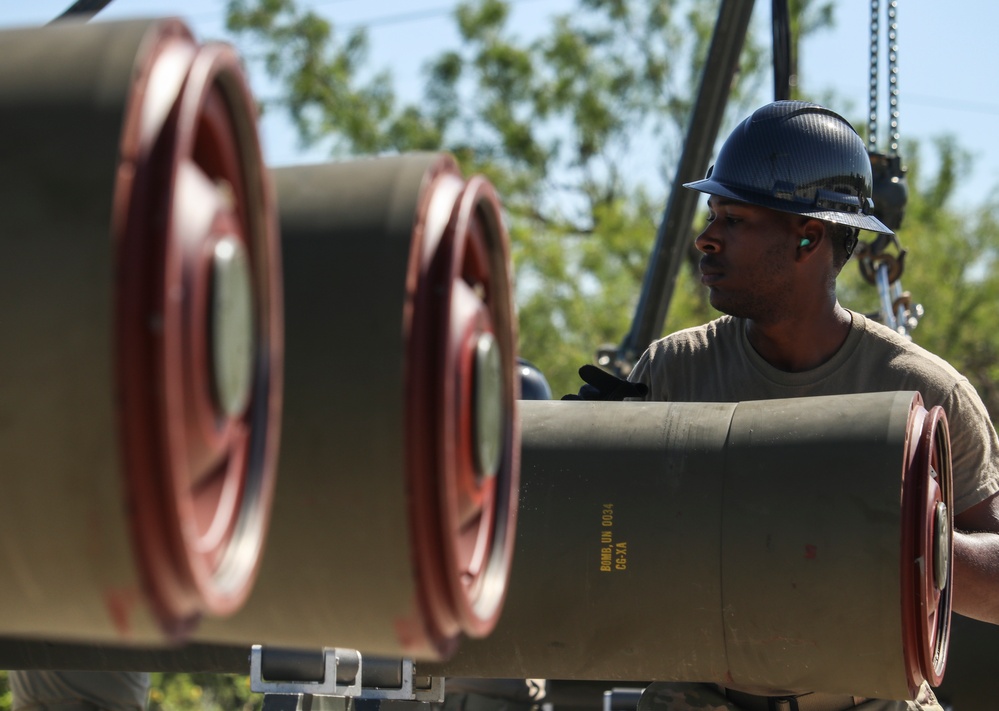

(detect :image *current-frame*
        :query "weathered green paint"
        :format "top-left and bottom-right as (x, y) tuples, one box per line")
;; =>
(0, 18), (187, 644)
(426, 394), (945, 701)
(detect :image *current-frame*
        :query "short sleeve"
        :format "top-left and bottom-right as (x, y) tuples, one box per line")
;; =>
(943, 379), (999, 514)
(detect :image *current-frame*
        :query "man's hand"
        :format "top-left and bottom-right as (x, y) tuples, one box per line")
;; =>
(561, 364), (649, 401)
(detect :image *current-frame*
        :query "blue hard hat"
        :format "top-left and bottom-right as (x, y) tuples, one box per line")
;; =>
(685, 101), (893, 235)
(516, 358), (552, 401)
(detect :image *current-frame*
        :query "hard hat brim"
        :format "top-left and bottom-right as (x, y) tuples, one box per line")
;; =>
(684, 177), (894, 236)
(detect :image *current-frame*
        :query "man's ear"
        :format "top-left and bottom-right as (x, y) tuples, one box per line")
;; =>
(796, 218), (824, 256)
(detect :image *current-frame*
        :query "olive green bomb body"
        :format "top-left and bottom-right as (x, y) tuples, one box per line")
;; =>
(429, 394), (937, 701)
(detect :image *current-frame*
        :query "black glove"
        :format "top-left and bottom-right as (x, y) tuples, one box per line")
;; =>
(561, 364), (649, 401)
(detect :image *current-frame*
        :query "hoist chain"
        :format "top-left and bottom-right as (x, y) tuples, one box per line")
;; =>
(863, 0), (916, 337)
(868, 0), (879, 151)
(868, 0), (901, 154)
(887, 0), (900, 154)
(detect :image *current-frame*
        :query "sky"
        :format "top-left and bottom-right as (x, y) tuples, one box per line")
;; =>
(4, 0), (998, 210)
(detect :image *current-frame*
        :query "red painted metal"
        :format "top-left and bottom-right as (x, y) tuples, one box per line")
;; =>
(406, 163), (519, 655)
(113, 22), (282, 637)
(900, 396), (953, 695)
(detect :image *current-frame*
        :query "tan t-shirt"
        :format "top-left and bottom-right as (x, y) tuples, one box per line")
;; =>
(628, 310), (999, 514)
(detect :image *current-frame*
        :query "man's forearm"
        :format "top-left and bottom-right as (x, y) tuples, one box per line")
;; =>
(952, 530), (999, 624)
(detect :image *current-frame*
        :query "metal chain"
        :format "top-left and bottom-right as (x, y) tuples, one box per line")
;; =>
(887, 0), (900, 154)
(868, 0), (880, 151)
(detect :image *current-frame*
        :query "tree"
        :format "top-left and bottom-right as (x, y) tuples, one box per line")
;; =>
(225, 0), (801, 395)
(0, 671), (10, 711)
(224, 0), (997, 410)
(838, 137), (999, 422)
(904, 156), (999, 421)
(0, 670), (261, 711)
(146, 672), (260, 711)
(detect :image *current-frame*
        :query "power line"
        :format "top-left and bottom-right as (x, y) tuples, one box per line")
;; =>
(85, 0), (451, 23)
(340, 0), (545, 29)
(905, 93), (999, 118)
(338, 4), (462, 30)
(67, 1), (999, 125)
(162, 0), (549, 27)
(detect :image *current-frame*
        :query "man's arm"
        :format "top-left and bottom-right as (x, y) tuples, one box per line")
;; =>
(953, 491), (999, 623)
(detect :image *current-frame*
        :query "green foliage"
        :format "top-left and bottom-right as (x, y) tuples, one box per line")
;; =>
(0, 670), (261, 711)
(836, 138), (999, 424)
(146, 673), (260, 711)
(223, 0), (998, 412)
(895, 146), (999, 422)
(225, 0), (780, 393)
(786, 0), (836, 97)
(0, 670), (11, 711)
(227, 0), (403, 154)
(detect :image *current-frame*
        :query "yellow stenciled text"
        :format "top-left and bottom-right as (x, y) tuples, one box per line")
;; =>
(600, 503), (614, 571)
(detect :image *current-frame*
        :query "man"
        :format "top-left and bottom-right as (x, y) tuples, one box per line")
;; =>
(574, 101), (999, 711)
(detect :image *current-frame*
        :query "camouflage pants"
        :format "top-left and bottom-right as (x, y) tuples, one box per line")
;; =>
(637, 682), (944, 711)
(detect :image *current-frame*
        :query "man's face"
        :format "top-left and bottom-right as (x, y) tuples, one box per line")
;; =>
(694, 196), (801, 322)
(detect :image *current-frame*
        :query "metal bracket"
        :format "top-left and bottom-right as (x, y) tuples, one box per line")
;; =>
(602, 687), (645, 711)
(250, 646), (444, 704)
(358, 658), (444, 703)
(250, 645), (362, 697)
